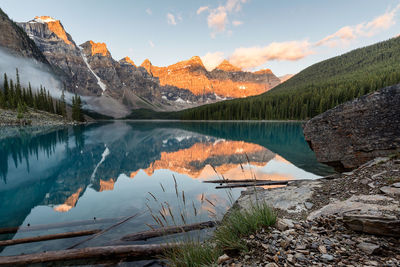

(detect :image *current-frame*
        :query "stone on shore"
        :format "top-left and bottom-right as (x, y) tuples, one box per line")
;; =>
(303, 84), (400, 171)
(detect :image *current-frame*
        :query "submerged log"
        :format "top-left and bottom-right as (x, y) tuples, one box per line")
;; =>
(0, 229), (101, 247)
(343, 213), (400, 237)
(0, 243), (179, 266)
(121, 220), (218, 241)
(203, 179), (271, 184)
(68, 213), (141, 249)
(215, 180), (289, 189)
(0, 217), (123, 235)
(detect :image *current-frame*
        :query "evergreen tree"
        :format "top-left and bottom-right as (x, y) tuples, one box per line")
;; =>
(9, 79), (15, 109)
(3, 73), (9, 108)
(17, 101), (24, 119)
(0, 87), (4, 108)
(71, 94), (84, 122)
(15, 68), (22, 105)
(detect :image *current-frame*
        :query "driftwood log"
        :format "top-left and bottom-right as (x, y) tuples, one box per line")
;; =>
(343, 213), (400, 237)
(0, 243), (179, 266)
(216, 180), (289, 189)
(121, 220), (218, 241)
(0, 217), (123, 235)
(203, 179), (272, 184)
(0, 229), (100, 247)
(68, 213), (141, 249)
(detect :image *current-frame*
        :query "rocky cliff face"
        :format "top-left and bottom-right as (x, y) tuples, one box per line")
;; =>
(13, 14), (281, 115)
(303, 84), (400, 171)
(0, 9), (49, 64)
(18, 17), (104, 96)
(141, 57), (281, 98)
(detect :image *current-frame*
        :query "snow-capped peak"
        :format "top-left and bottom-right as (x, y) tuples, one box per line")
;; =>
(34, 16), (57, 23)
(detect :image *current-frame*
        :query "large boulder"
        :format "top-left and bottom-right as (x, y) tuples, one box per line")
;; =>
(303, 84), (400, 171)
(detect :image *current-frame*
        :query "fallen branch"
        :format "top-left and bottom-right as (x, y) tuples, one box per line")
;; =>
(216, 180), (289, 189)
(68, 212), (142, 249)
(0, 243), (179, 266)
(121, 220), (218, 241)
(0, 217), (123, 235)
(203, 179), (271, 184)
(0, 229), (101, 247)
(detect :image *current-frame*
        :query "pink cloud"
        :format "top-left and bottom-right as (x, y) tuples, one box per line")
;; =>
(232, 20), (243, 26)
(208, 6), (228, 37)
(197, 6), (209, 15)
(229, 41), (313, 69)
(167, 13), (177, 25)
(317, 4), (400, 47)
(200, 0), (248, 37)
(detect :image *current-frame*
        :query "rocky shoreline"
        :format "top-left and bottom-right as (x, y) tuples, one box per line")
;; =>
(219, 156), (400, 266)
(0, 108), (75, 127)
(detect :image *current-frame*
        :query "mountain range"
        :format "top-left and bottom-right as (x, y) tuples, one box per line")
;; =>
(0, 10), (282, 118)
(181, 36), (400, 120)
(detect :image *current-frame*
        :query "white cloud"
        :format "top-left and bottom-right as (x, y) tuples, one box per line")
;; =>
(146, 8), (152, 15)
(208, 6), (228, 37)
(317, 4), (400, 47)
(197, 6), (209, 15)
(149, 40), (155, 48)
(167, 13), (177, 25)
(201, 51), (225, 71)
(232, 20), (243, 26)
(225, 0), (247, 12)
(200, 0), (248, 37)
(229, 41), (313, 69)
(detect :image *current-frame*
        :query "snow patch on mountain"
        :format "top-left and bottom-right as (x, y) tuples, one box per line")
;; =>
(33, 16), (57, 23)
(80, 49), (107, 92)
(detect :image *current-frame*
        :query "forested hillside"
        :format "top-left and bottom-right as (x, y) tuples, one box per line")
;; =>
(181, 37), (400, 120)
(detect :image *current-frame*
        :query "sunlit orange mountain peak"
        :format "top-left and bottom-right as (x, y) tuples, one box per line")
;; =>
(120, 56), (136, 67)
(33, 16), (72, 45)
(216, 60), (242, 72)
(85, 40), (111, 57)
(140, 55), (280, 98)
(140, 58), (153, 74)
(254, 69), (273, 75)
(53, 188), (83, 212)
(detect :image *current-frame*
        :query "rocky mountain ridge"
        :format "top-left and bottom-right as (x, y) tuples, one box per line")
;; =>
(140, 56), (280, 98)
(0, 9), (49, 64)
(2, 12), (282, 117)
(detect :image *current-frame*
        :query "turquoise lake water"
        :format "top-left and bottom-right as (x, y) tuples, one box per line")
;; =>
(0, 121), (334, 256)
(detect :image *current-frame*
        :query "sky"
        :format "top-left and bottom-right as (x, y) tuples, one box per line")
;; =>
(1, 0), (400, 76)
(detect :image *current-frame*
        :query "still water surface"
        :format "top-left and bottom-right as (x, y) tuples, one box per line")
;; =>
(0, 121), (333, 256)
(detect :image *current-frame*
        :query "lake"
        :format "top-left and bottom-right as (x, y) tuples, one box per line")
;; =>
(0, 121), (334, 257)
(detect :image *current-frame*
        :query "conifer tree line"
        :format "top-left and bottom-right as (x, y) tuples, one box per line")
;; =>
(181, 37), (400, 121)
(0, 69), (84, 121)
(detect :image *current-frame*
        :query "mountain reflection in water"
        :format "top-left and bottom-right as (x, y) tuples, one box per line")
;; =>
(0, 121), (334, 255)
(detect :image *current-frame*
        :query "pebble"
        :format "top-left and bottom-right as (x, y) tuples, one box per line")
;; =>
(357, 242), (380, 255)
(321, 254), (334, 261)
(318, 245), (327, 254)
(294, 252), (306, 261)
(304, 201), (313, 209)
(217, 254), (230, 264)
(276, 218), (294, 231)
